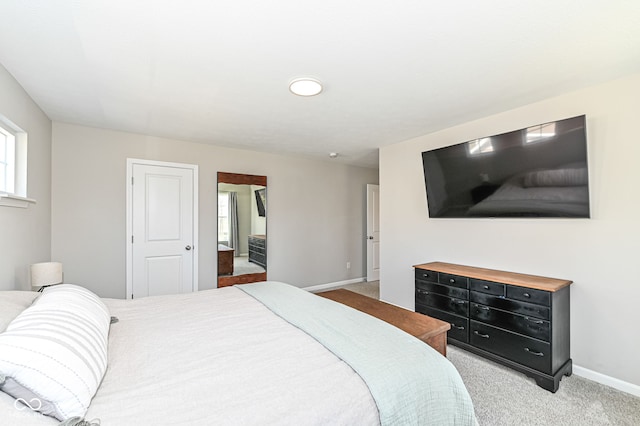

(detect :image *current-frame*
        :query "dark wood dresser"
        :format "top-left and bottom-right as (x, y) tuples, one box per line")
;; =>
(414, 261), (572, 392)
(248, 235), (266, 269)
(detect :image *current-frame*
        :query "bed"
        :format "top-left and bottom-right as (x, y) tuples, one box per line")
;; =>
(0, 282), (477, 425)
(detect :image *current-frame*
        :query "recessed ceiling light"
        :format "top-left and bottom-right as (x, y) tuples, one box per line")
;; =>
(329, 152), (338, 158)
(289, 78), (323, 97)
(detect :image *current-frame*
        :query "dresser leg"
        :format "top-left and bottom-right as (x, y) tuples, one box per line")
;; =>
(533, 359), (572, 392)
(564, 360), (573, 377)
(534, 375), (560, 393)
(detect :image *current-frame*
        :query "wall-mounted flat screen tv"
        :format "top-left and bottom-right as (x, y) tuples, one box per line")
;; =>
(255, 188), (266, 217)
(422, 115), (590, 218)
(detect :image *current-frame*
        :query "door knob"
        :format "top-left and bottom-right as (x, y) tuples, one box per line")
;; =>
(185, 245), (192, 251)
(367, 236), (374, 240)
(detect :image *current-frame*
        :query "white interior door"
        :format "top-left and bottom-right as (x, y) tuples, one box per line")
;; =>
(127, 159), (198, 299)
(366, 184), (380, 281)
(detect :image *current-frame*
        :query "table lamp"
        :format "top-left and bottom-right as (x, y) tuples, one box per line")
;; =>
(30, 262), (63, 292)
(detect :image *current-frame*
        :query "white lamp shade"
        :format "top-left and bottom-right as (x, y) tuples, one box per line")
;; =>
(30, 262), (63, 290)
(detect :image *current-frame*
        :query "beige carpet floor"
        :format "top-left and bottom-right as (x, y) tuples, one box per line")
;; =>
(449, 345), (640, 425)
(335, 280), (379, 299)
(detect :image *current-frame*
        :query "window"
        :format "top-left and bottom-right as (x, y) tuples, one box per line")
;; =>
(467, 137), (494, 156)
(526, 122), (556, 144)
(217, 192), (230, 244)
(0, 115), (32, 208)
(0, 125), (16, 194)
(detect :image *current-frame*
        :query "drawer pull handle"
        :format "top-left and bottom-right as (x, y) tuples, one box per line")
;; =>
(449, 279), (456, 284)
(453, 300), (466, 305)
(524, 347), (544, 357)
(450, 323), (465, 330)
(477, 305), (490, 311)
(523, 292), (531, 298)
(525, 317), (544, 324)
(474, 330), (490, 339)
(416, 289), (429, 295)
(483, 285), (490, 290)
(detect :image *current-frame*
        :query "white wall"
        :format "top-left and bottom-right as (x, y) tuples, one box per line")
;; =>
(0, 64), (52, 290)
(380, 73), (640, 389)
(51, 122), (378, 298)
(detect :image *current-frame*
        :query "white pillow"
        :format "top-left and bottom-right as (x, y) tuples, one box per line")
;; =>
(0, 284), (110, 421)
(0, 291), (39, 333)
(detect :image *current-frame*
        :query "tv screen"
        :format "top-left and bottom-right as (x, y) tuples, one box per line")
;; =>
(422, 115), (590, 218)
(255, 188), (266, 217)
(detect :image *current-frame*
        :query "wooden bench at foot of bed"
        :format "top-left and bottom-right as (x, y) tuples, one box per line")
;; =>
(317, 289), (450, 356)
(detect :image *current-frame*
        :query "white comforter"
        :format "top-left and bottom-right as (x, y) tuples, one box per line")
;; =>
(1, 287), (379, 425)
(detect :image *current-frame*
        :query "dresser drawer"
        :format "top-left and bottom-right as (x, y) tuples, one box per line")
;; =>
(470, 303), (550, 341)
(506, 285), (550, 306)
(470, 321), (551, 373)
(469, 278), (505, 296)
(249, 252), (266, 265)
(416, 305), (468, 343)
(415, 291), (468, 317)
(439, 273), (469, 289)
(416, 281), (468, 300)
(249, 245), (266, 255)
(248, 236), (266, 248)
(470, 291), (549, 320)
(415, 269), (437, 283)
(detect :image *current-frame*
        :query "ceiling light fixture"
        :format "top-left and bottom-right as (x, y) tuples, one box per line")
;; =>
(289, 78), (323, 97)
(329, 152), (338, 158)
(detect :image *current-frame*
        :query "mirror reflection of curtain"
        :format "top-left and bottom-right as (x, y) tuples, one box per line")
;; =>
(228, 191), (240, 255)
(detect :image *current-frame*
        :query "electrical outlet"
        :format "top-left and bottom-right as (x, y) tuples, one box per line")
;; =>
(346, 262), (351, 269)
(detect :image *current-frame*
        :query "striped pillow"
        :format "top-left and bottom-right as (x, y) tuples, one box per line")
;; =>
(0, 284), (110, 421)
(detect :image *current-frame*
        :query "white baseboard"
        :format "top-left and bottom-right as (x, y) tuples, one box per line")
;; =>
(303, 278), (365, 293)
(573, 364), (640, 397)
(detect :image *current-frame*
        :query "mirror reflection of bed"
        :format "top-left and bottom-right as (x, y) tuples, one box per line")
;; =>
(217, 172), (267, 287)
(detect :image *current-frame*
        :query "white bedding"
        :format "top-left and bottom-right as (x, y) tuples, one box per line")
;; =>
(1, 285), (476, 425)
(468, 171), (589, 217)
(1, 287), (379, 425)
(0, 291), (38, 332)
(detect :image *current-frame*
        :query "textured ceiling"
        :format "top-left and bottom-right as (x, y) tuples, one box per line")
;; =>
(1, 1), (639, 168)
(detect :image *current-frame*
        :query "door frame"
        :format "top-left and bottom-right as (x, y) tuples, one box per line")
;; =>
(126, 158), (199, 299)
